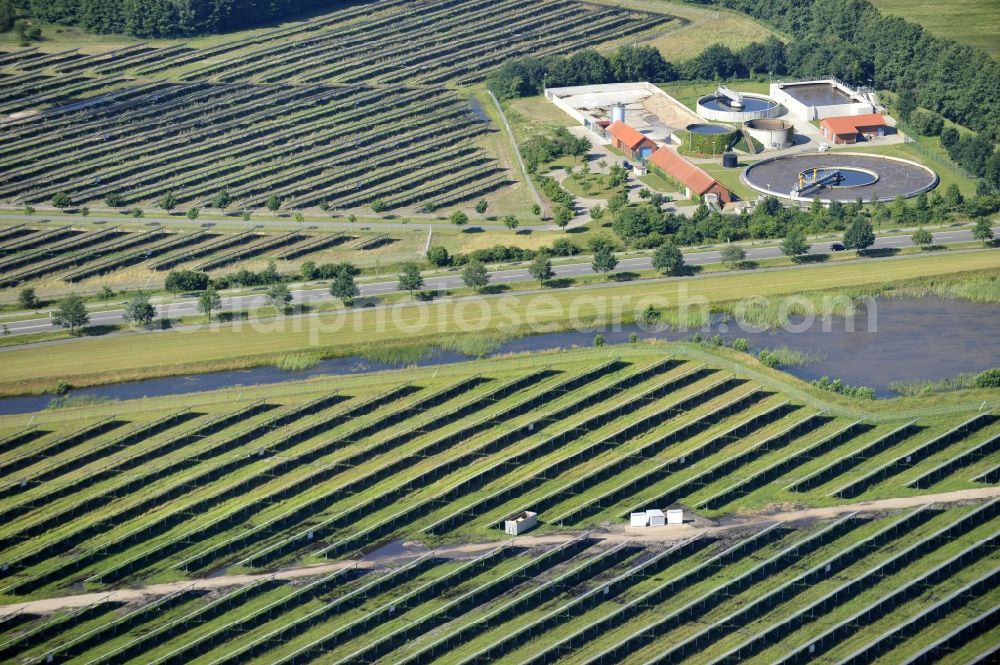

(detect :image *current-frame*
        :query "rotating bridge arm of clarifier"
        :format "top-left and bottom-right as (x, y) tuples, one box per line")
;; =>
(795, 168), (842, 196)
(716, 85), (744, 108)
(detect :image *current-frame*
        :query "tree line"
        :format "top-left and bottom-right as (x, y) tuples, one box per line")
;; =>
(488, 37), (788, 101)
(607, 187), (999, 250)
(1, 0), (347, 38)
(488, 44), (680, 100)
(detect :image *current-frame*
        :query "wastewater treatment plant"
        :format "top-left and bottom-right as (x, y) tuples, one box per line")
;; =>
(0, 0), (997, 663)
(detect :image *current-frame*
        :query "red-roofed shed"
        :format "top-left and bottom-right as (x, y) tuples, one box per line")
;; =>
(607, 121), (658, 160)
(820, 113), (888, 144)
(649, 147), (731, 205)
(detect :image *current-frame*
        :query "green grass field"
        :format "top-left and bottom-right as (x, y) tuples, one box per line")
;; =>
(594, 0), (787, 62)
(870, 0), (1000, 59)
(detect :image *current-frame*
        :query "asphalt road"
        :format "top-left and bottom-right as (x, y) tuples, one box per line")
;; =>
(2, 227), (994, 335)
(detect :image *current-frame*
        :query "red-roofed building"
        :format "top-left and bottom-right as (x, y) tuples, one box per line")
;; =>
(607, 121), (658, 160)
(649, 147), (732, 205)
(820, 113), (888, 144)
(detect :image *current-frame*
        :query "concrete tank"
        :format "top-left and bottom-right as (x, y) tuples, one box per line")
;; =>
(744, 118), (795, 150)
(696, 92), (782, 122)
(611, 103), (626, 124)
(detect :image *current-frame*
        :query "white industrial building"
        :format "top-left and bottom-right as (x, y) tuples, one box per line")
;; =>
(770, 79), (876, 121)
(544, 82), (699, 145)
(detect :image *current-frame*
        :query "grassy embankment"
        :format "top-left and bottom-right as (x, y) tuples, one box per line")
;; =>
(593, 0), (787, 61)
(869, 0), (1000, 60)
(0, 249), (997, 396)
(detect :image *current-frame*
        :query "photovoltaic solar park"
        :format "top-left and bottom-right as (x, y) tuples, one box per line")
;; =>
(0, 0), (670, 213)
(1, 0), (999, 661)
(1, 347), (997, 663)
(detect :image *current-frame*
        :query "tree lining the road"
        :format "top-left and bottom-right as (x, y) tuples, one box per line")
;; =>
(606, 193), (1000, 251)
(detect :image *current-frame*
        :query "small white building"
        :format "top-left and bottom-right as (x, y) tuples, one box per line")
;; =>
(504, 511), (538, 536)
(631, 508), (683, 527)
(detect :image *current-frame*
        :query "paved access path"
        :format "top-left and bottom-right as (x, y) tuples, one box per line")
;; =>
(2, 486), (996, 617)
(4, 226), (994, 336)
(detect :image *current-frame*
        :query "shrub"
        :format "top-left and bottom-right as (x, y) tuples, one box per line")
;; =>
(311, 262), (360, 280)
(216, 263), (283, 288)
(910, 109), (944, 136)
(593, 333), (605, 347)
(426, 245), (451, 266)
(468, 244), (535, 263)
(164, 269), (209, 293)
(812, 376), (876, 400)
(939, 126), (959, 149)
(18, 287), (40, 310)
(536, 175), (575, 208)
(975, 368), (1000, 388)
(104, 193), (125, 208)
(545, 238), (581, 256)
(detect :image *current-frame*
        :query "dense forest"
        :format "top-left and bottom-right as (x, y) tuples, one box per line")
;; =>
(0, 0), (349, 37)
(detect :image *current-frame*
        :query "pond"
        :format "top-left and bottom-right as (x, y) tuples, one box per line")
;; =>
(1, 296), (997, 415)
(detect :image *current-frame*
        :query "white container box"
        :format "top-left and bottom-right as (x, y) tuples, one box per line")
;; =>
(504, 511), (538, 535)
(630, 512), (649, 527)
(646, 509), (665, 527)
(667, 509), (684, 525)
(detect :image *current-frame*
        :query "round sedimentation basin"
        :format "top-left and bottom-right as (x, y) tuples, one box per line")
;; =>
(697, 93), (782, 122)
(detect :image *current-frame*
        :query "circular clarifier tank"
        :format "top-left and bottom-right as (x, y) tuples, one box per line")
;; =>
(686, 123), (733, 134)
(697, 92), (782, 121)
(742, 153), (939, 203)
(700, 96), (773, 113)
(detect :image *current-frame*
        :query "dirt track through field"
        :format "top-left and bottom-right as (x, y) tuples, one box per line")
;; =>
(2, 486), (997, 617)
